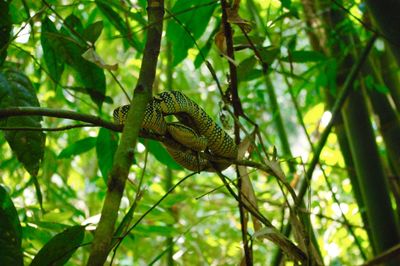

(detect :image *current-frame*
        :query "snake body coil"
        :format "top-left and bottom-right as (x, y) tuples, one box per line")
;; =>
(113, 91), (238, 171)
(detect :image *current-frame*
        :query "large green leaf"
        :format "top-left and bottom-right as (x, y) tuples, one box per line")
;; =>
(0, 0), (12, 66)
(166, 0), (217, 66)
(58, 137), (97, 159)
(42, 15), (107, 108)
(0, 186), (23, 266)
(279, 0), (292, 9)
(283, 50), (326, 63)
(41, 17), (65, 84)
(63, 15), (107, 108)
(95, 0), (144, 52)
(194, 18), (220, 68)
(365, 75), (389, 94)
(194, 40), (212, 69)
(134, 224), (178, 237)
(30, 225), (85, 266)
(96, 128), (118, 182)
(237, 56), (258, 82)
(259, 46), (280, 65)
(0, 69), (45, 176)
(82, 21), (104, 44)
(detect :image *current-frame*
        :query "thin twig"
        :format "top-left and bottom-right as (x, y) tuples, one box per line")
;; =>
(0, 107), (120, 131)
(111, 172), (197, 259)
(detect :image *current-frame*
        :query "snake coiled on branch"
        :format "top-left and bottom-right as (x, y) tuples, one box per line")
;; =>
(113, 91), (238, 171)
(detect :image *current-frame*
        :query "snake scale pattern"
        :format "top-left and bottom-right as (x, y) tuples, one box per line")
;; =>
(113, 91), (238, 171)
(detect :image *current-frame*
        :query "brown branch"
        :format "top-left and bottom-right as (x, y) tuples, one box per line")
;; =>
(220, 1), (250, 264)
(0, 124), (96, 132)
(0, 107), (291, 178)
(0, 107), (121, 131)
(220, 0), (243, 117)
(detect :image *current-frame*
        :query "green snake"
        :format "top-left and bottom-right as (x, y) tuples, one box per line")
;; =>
(113, 91), (238, 171)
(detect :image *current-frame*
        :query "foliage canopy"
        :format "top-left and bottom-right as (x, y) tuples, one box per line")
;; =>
(0, 0), (399, 265)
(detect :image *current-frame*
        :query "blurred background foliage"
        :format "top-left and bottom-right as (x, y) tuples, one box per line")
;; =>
(0, 0), (399, 265)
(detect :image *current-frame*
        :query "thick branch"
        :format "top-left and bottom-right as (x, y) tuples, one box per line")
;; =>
(0, 107), (287, 176)
(87, 0), (164, 265)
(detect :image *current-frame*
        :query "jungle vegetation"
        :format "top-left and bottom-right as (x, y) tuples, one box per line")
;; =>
(0, 0), (399, 265)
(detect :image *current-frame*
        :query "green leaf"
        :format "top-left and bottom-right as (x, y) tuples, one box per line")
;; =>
(279, 0), (291, 9)
(83, 21), (103, 43)
(162, 193), (188, 207)
(194, 41), (212, 69)
(365, 75), (374, 90)
(259, 46), (280, 65)
(95, 0), (144, 52)
(41, 17), (65, 84)
(8, 1), (29, 24)
(63, 14), (84, 37)
(166, 0), (217, 66)
(140, 139), (183, 170)
(237, 56), (258, 82)
(135, 224), (177, 237)
(0, 185), (23, 266)
(283, 50), (326, 63)
(62, 15), (107, 108)
(241, 69), (263, 82)
(365, 75), (389, 93)
(96, 128), (118, 182)
(233, 35), (266, 47)
(0, 69), (45, 176)
(30, 225), (85, 266)
(42, 15), (107, 108)
(58, 137), (97, 159)
(0, 0), (12, 66)
(374, 83), (389, 94)
(194, 19), (220, 68)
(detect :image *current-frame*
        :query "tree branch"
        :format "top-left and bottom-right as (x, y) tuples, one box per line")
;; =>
(0, 107), (291, 178)
(0, 106), (121, 131)
(220, 1), (250, 265)
(87, 0), (164, 264)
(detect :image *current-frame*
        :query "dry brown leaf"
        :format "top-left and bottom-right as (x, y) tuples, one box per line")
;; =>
(290, 212), (323, 265)
(226, 0), (252, 33)
(82, 48), (118, 71)
(238, 131), (261, 231)
(253, 226), (307, 263)
(226, 7), (252, 33)
(215, 28), (227, 54)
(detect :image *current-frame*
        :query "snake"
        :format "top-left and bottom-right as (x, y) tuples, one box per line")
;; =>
(113, 91), (238, 171)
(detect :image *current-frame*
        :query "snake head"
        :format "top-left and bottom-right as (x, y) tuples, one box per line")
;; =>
(113, 105), (130, 124)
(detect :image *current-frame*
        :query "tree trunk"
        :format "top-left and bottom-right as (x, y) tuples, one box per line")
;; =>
(364, 0), (400, 66)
